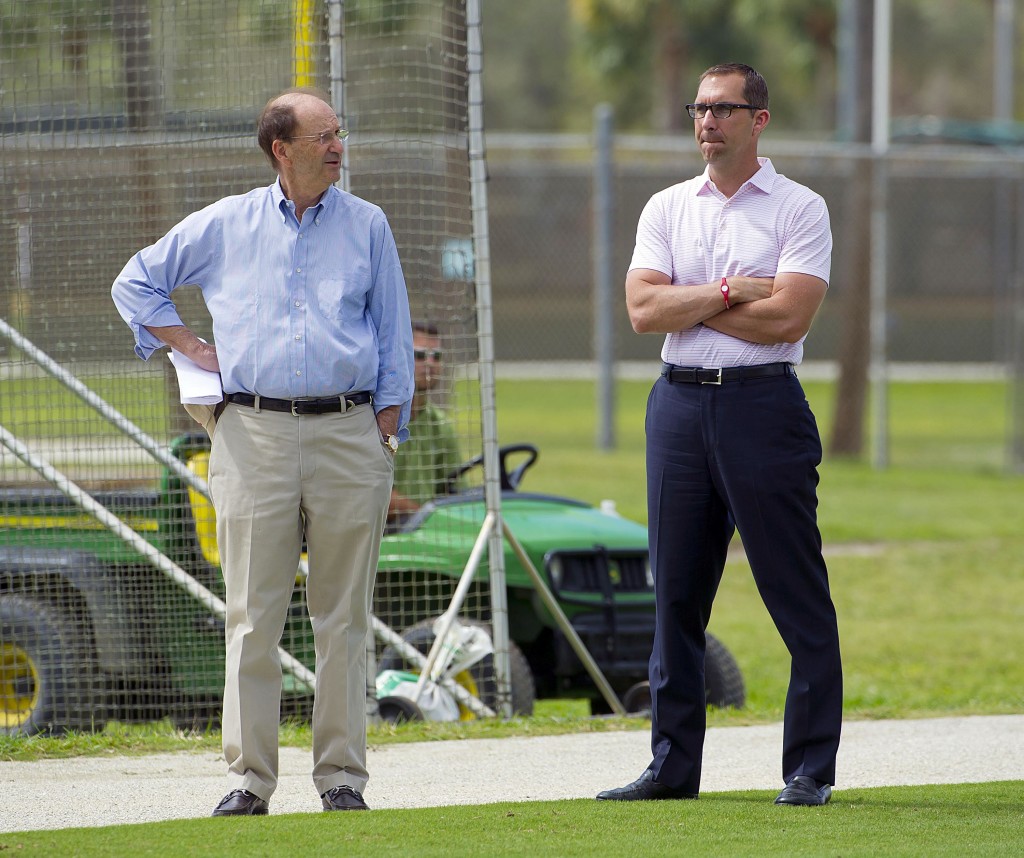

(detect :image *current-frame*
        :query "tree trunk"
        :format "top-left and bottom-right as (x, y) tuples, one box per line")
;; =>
(828, 0), (874, 458)
(651, 2), (687, 133)
(829, 158), (873, 455)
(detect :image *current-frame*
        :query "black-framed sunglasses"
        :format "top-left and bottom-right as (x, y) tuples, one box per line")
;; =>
(685, 103), (760, 120)
(414, 348), (443, 361)
(285, 128), (349, 145)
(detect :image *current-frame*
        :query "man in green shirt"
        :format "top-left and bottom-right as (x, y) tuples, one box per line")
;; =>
(388, 322), (462, 526)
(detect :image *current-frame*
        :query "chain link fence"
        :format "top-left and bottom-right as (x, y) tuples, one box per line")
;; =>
(0, 0), (505, 734)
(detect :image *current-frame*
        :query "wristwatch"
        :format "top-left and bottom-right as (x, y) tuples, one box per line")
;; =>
(385, 434), (399, 453)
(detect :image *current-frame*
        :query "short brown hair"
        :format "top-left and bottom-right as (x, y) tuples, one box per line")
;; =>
(413, 321), (440, 337)
(699, 63), (769, 110)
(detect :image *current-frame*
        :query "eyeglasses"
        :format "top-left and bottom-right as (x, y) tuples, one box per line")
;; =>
(685, 103), (760, 120)
(285, 128), (349, 145)
(414, 349), (443, 361)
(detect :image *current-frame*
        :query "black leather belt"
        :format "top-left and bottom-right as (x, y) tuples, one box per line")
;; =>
(225, 391), (373, 415)
(661, 362), (793, 385)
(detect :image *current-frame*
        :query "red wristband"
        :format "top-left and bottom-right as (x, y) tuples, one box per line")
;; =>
(720, 277), (731, 310)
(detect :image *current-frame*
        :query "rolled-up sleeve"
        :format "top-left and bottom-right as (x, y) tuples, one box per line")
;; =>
(111, 210), (219, 360)
(367, 215), (415, 440)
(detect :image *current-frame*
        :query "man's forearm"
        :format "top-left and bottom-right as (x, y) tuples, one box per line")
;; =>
(145, 325), (220, 372)
(702, 276), (827, 345)
(375, 404), (401, 439)
(626, 270), (774, 334)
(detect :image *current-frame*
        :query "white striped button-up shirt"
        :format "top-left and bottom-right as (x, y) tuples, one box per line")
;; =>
(629, 157), (832, 368)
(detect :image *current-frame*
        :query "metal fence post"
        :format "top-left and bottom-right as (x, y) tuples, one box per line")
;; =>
(593, 103), (615, 450)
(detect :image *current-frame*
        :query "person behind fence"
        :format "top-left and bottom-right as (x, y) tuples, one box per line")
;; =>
(595, 63), (842, 808)
(111, 88), (414, 816)
(387, 322), (462, 527)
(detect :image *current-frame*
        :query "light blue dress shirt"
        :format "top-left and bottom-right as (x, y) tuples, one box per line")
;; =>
(111, 179), (414, 437)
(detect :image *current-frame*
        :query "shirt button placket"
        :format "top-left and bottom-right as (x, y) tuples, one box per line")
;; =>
(292, 228), (308, 393)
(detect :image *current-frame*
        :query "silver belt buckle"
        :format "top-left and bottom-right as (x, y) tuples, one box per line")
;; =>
(701, 367), (723, 385)
(291, 399), (302, 416)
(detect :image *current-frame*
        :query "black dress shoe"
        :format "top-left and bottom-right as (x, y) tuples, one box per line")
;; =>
(322, 785), (370, 811)
(775, 775), (832, 806)
(596, 769), (698, 801)
(211, 789), (269, 816)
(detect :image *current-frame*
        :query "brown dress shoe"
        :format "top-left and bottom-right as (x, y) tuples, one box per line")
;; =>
(211, 789), (269, 816)
(596, 769), (698, 801)
(321, 785), (369, 811)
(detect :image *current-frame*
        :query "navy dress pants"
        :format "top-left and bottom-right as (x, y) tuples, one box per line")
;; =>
(644, 370), (842, 794)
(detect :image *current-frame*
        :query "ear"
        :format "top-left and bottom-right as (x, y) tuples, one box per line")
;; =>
(753, 109), (770, 136)
(271, 138), (290, 167)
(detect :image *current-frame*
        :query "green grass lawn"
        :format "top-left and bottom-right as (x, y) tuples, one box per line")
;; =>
(2, 783), (1023, 857)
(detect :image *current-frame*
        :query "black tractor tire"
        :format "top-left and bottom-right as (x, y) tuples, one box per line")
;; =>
(378, 618), (536, 718)
(705, 632), (746, 708)
(0, 593), (107, 736)
(593, 632), (745, 715)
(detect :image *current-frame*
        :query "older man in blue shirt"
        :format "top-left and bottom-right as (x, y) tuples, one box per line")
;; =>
(112, 89), (414, 816)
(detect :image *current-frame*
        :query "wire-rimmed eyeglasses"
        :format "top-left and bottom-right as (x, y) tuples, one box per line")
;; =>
(285, 128), (349, 145)
(685, 103), (760, 120)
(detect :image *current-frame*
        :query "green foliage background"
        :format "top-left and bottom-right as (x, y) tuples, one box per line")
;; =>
(482, 0), (1022, 134)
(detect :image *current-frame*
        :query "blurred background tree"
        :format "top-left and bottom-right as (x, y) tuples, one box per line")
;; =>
(482, 0), (1018, 135)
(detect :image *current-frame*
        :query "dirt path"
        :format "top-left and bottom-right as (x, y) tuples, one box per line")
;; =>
(2, 714), (1022, 832)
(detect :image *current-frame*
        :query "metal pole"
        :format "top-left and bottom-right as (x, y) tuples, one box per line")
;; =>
(1011, 176), (1024, 474)
(994, 0), (1014, 123)
(994, 0), (1021, 473)
(466, 0), (512, 718)
(502, 520), (626, 715)
(327, 0), (349, 192)
(836, 0), (859, 142)
(593, 103), (615, 450)
(869, 0), (891, 469)
(0, 318), (209, 498)
(293, 0), (316, 87)
(410, 513), (495, 699)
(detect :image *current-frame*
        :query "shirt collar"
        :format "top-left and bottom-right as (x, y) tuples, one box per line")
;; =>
(696, 156), (777, 197)
(270, 178), (337, 221)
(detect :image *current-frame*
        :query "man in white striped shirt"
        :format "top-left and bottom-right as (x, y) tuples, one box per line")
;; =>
(596, 63), (842, 808)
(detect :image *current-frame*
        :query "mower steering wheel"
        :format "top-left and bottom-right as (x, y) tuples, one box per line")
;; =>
(443, 443), (539, 493)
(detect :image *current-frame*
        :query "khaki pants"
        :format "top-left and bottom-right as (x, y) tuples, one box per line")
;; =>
(208, 401), (394, 800)
(183, 402), (223, 439)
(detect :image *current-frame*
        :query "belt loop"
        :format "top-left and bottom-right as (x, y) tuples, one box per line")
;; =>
(253, 394), (261, 414)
